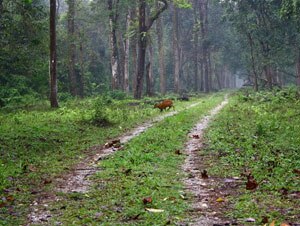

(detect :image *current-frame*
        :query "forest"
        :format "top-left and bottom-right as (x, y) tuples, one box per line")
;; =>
(0, 0), (300, 225)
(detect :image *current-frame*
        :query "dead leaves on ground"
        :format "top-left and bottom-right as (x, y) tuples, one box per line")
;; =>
(263, 220), (291, 226)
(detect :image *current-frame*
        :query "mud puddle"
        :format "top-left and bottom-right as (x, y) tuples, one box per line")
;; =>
(183, 96), (230, 226)
(27, 101), (203, 225)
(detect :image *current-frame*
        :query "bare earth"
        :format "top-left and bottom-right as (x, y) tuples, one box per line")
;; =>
(183, 96), (230, 226)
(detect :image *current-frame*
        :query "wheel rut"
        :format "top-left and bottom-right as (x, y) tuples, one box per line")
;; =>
(183, 96), (230, 225)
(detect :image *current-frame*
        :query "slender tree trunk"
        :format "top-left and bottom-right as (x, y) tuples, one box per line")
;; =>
(124, 10), (130, 93)
(134, 0), (168, 99)
(0, 0), (3, 32)
(67, 0), (77, 96)
(247, 33), (258, 91)
(108, 0), (120, 90)
(156, 11), (166, 95)
(134, 0), (147, 99)
(78, 39), (84, 97)
(199, 0), (209, 93)
(50, 0), (58, 108)
(146, 44), (154, 96)
(192, 1), (199, 92)
(296, 48), (300, 86)
(117, 30), (125, 89)
(172, 3), (180, 93)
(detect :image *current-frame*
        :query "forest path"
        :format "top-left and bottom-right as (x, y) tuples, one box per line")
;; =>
(183, 95), (229, 225)
(26, 100), (204, 225)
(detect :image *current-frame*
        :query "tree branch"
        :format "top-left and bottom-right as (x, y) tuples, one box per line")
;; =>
(146, 0), (168, 31)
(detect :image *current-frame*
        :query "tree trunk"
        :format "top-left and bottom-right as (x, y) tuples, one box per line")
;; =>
(247, 33), (258, 91)
(134, 0), (147, 99)
(199, 0), (209, 93)
(67, 0), (77, 96)
(146, 44), (154, 96)
(124, 10), (130, 93)
(296, 48), (300, 86)
(117, 30), (125, 89)
(134, 0), (168, 99)
(78, 39), (84, 97)
(50, 0), (58, 108)
(172, 3), (180, 93)
(108, 0), (120, 90)
(156, 10), (166, 95)
(192, 0), (199, 92)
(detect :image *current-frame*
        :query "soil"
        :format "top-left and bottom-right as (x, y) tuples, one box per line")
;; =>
(182, 96), (238, 226)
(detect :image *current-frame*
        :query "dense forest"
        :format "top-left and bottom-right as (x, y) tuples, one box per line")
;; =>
(1, 0), (300, 225)
(1, 0), (300, 108)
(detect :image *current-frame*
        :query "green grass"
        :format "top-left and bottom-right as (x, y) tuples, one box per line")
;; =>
(204, 88), (300, 224)
(0, 94), (222, 225)
(38, 94), (224, 225)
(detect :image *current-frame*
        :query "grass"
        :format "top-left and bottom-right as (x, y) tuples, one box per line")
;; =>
(204, 88), (300, 224)
(0, 93), (222, 225)
(37, 93), (224, 225)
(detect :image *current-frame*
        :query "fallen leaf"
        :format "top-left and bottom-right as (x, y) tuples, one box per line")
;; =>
(43, 179), (52, 184)
(246, 174), (258, 190)
(192, 134), (200, 139)
(174, 150), (182, 155)
(216, 197), (224, 202)
(280, 222), (290, 226)
(143, 197), (152, 204)
(145, 208), (164, 213)
(270, 220), (275, 226)
(201, 170), (209, 179)
(293, 169), (300, 175)
(245, 218), (256, 222)
(28, 165), (37, 172)
(6, 196), (14, 202)
(261, 216), (269, 224)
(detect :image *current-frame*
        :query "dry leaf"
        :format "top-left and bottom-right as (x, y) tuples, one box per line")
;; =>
(6, 195), (14, 202)
(270, 220), (275, 226)
(280, 222), (290, 226)
(216, 197), (224, 202)
(174, 150), (182, 155)
(246, 174), (258, 190)
(28, 165), (37, 172)
(143, 197), (152, 204)
(145, 208), (164, 213)
(261, 216), (269, 224)
(293, 169), (300, 175)
(192, 134), (200, 139)
(201, 170), (209, 179)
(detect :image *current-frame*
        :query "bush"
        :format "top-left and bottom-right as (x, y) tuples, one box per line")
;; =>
(92, 97), (111, 126)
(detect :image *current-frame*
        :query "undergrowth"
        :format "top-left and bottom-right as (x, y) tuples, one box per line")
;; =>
(0, 94), (218, 225)
(45, 93), (224, 225)
(204, 88), (300, 224)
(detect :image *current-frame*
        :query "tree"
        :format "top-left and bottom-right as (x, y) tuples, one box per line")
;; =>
(134, 0), (168, 99)
(108, 0), (120, 90)
(67, 0), (78, 96)
(50, 0), (59, 108)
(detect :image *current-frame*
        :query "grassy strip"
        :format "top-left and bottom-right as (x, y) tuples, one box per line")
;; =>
(44, 94), (225, 225)
(0, 95), (211, 225)
(204, 89), (300, 224)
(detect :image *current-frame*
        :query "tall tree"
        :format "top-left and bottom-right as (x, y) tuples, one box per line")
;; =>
(67, 0), (78, 96)
(156, 4), (166, 95)
(134, 0), (168, 99)
(50, 0), (59, 107)
(172, 3), (180, 93)
(108, 0), (120, 90)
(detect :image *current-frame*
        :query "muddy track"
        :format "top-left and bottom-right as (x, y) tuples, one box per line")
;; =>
(183, 96), (229, 226)
(27, 101), (204, 225)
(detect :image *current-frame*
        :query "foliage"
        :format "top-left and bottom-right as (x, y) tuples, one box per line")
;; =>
(0, 95), (207, 225)
(204, 89), (300, 223)
(43, 94), (224, 225)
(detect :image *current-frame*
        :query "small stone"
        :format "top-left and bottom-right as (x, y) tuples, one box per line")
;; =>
(245, 218), (256, 222)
